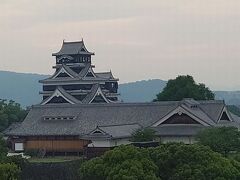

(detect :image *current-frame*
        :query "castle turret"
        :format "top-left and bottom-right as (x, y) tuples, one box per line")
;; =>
(39, 40), (119, 104)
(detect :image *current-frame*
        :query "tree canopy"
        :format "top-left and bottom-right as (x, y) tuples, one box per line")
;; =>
(0, 100), (27, 132)
(80, 145), (159, 180)
(0, 163), (20, 180)
(154, 75), (214, 101)
(80, 144), (240, 180)
(197, 127), (240, 156)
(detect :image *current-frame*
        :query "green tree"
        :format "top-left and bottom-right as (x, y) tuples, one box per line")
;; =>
(0, 100), (27, 132)
(149, 143), (240, 180)
(80, 144), (240, 180)
(154, 75), (214, 101)
(131, 128), (156, 142)
(80, 145), (159, 180)
(0, 135), (7, 161)
(197, 127), (240, 156)
(0, 163), (20, 180)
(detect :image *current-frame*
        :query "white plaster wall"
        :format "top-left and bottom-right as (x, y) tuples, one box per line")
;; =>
(89, 138), (131, 147)
(160, 136), (195, 144)
(110, 139), (131, 147)
(88, 140), (111, 147)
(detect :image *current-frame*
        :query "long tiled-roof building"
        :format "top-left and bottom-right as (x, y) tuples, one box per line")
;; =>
(4, 40), (240, 154)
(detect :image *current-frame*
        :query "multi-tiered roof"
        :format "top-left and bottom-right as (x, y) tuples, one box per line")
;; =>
(39, 40), (119, 105)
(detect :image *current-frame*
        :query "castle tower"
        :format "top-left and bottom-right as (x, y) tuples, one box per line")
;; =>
(39, 40), (119, 104)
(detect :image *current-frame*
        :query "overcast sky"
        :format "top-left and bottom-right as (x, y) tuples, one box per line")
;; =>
(1, 0), (240, 90)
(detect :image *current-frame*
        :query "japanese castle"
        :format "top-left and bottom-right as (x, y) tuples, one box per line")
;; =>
(39, 40), (119, 105)
(4, 40), (240, 154)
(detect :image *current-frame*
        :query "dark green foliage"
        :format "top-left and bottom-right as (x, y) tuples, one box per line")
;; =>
(0, 137), (23, 180)
(0, 163), (21, 180)
(227, 105), (240, 117)
(154, 75), (214, 101)
(0, 100), (27, 132)
(197, 127), (240, 156)
(131, 128), (156, 142)
(5, 155), (29, 171)
(0, 136), (7, 160)
(229, 152), (240, 163)
(80, 145), (159, 180)
(148, 143), (240, 180)
(21, 159), (83, 180)
(80, 144), (240, 180)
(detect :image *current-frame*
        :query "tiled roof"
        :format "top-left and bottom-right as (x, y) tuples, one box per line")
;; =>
(52, 41), (94, 56)
(99, 123), (141, 139)
(40, 86), (81, 105)
(82, 84), (109, 103)
(78, 63), (91, 78)
(84, 123), (141, 139)
(5, 100), (239, 137)
(39, 64), (118, 83)
(96, 72), (114, 79)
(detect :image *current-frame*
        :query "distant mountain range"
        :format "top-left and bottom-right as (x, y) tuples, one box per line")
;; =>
(0, 71), (240, 107)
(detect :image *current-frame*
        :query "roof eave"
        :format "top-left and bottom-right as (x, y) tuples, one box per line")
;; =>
(52, 52), (95, 56)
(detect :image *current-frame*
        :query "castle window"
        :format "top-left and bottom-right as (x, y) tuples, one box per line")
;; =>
(43, 116), (76, 121)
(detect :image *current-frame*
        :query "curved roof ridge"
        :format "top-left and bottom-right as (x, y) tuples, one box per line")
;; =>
(82, 84), (109, 103)
(34, 101), (181, 108)
(41, 64), (79, 81)
(52, 40), (94, 56)
(40, 86), (81, 105)
(95, 71), (115, 79)
(198, 100), (225, 104)
(78, 63), (92, 78)
(63, 40), (83, 44)
(61, 64), (80, 78)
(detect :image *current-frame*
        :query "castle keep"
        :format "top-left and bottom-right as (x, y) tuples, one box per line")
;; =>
(40, 40), (119, 105)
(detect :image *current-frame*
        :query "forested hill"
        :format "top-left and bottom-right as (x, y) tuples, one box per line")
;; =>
(0, 71), (48, 107)
(0, 71), (240, 107)
(118, 79), (166, 102)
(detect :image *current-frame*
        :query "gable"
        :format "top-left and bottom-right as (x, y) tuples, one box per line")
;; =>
(91, 95), (108, 103)
(88, 127), (109, 137)
(46, 96), (70, 104)
(81, 48), (86, 52)
(162, 113), (201, 125)
(52, 67), (74, 79)
(85, 69), (96, 78)
(218, 106), (232, 122)
(86, 72), (95, 77)
(41, 88), (78, 105)
(87, 87), (110, 104)
(55, 72), (71, 78)
(152, 106), (210, 127)
(220, 112), (230, 121)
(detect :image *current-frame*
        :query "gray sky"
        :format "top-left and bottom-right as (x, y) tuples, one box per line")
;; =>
(1, 0), (240, 90)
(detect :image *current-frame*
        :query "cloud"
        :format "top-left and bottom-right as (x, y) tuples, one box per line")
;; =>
(0, 0), (240, 90)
